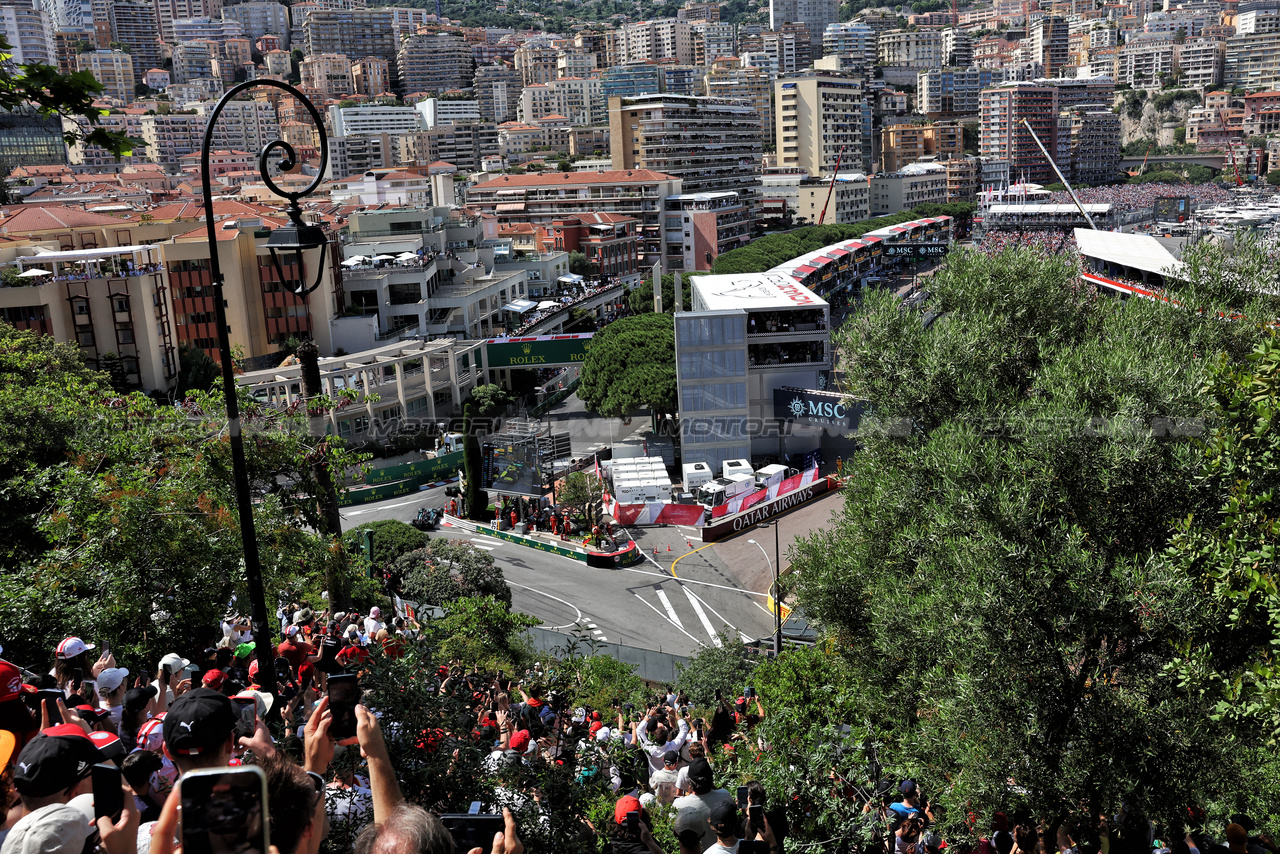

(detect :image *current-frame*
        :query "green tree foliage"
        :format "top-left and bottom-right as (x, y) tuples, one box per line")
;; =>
(627, 273), (692, 315)
(396, 539), (511, 607)
(175, 344), (220, 398)
(556, 471), (603, 525)
(568, 250), (588, 275)
(674, 632), (759, 706)
(1130, 169), (1187, 184)
(576, 314), (676, 418)
(343, 519), (427, 574)
(431, 595), (537, 670)
(462, 382), (515, 418)
(0, 34), (140, 158)
(1267, 168), (1280, 186)
(790, 242), (1280, 820)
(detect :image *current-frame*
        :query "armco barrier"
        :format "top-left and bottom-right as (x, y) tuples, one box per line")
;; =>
(523, 626), (689, 684)
(365, 451), (465, 486)
(530, 378), (580, 417)
(473, 522), (642, 567)
(339, 478), (426, 507)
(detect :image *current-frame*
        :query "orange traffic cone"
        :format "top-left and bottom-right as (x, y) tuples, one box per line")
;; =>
(653, 546), (658, 556)
(686, 540), (693, 549)
(667, 543), (672, 552)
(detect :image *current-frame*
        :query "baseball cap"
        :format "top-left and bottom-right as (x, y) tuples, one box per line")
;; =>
(293, 608), (314, 625)
(900, 779), (918, 796)
(136, 715), (165, 751)
(125, 685), (157, 714)
(589, 721), (604, 736)
(508, 730), (531, 753)
(370, 607), (380, 618)
(74, 704), (109, 722)
(1, 659), (23, 703)
(708, 800), (738, 829)
(572, 707), (586, 724)
(88, 731), (126, 763)
(159, 653), (190, 673)
(12, 725), (104, 797)
(594, 726), (612, 742)
(163, 687), (236, 756)
(55, 637), (95, 660)
(283, 625), (300, 638)
(233, 642), (256, 659)
(202, 669), (227, 690)
(672, 809), (703, 843)
(687, 757), (714, 789)
(614, 794), (642, 825)
(96, 667), (129, 694)
(233, 690), (274, 719)
(663, 749), (680, 766)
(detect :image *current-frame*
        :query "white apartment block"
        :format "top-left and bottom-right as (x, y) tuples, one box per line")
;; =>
(328, 104), (420, 137)
(417, 98), (482, 128)
(193, 99), (279, 153)
(1225, 31), (1280, 89)
(822, 21), (875, 65)
(221, 2), (289, 45)
(1179, 37), (1226, 87)
(0, 2), (55, 65)
(517, 77), (604, 126)
(171, 16), (241, 42)
(916, 67), (1006, 115)
(877, 29), (943, 66)
(617, 18), (695, 64)
(300, 52), (354, 98)
(78, 49), (135, 102)
(1112, 37), (1179, 86)
(769, 0), (837, 49)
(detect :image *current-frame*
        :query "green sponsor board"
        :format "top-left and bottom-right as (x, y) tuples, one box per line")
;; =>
(484, 334), (594, 368)
(365, 450), (465, 486)
(339, 477), (423, 507)
(475, 524), (642, 566)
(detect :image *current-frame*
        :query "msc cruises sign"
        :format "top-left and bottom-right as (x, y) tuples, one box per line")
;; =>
(773, 387), (862, 429)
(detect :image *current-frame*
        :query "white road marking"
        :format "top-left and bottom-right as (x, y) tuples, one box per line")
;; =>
(505, 581), (584, 630)
(617, 566), (769, 597)
(655, 589), (682, 627)
(343, 497), (424, 516)
(687, 588), (743, 641)
(631, 593), (706, 648)
(469, 543), (496, 551)
(587, 623), (598, 628)
(683, 586), (722, 647)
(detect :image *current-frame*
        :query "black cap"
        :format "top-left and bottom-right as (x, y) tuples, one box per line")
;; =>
(663, 749), (680, 766)
(12, 725), (104, 797)
(124, 685), (157, 713)
(687, 757), (714, 790)
(162, 687), (236, 756)
(708, 800), (738, 829)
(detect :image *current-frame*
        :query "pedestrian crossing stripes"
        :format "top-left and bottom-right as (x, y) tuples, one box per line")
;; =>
(469, 536), (504, 552)
(630, 582), (749, 648)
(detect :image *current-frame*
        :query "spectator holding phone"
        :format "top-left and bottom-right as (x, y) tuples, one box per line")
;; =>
(606, 795), (663, 854)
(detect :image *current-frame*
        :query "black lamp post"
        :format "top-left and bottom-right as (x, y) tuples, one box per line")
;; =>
(200, 79), (328, 711)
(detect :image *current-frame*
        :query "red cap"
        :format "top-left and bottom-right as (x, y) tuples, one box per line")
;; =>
(614, 795), (642, 825)
(589, 721), (604, 735)
(508, 730), (530, 752)
(202, 670), (226, 690)
(590, 710), (601, 721)
(248, 659), (259, 680)
(43, 723), (93, 740)
(0, 660), (21, 703)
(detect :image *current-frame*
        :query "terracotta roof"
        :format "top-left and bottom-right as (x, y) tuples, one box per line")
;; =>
(571, 211), (638, 225)
(539, 113), (568, 120)
(470, 169), (675, 189)
(147, 199), (282, 221)
(0, 205), (134, 230)
(427, 160), (457, 169)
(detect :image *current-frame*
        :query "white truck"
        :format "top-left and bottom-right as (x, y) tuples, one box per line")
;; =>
(754, 464), (798, 491)
(681, 461), (714, 493)
(697, 472), (756, 508)
(722, 458), (753, 479)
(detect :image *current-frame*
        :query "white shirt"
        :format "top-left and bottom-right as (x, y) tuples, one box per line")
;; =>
(364, 617), (385, 636)
(636, 716), (690, 773)
(705, 842), (740, 854)
(672, 788), (734, 851)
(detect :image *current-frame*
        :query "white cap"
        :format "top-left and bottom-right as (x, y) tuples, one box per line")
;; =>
(595, 727), (612, 742)
(234, 689), (274, 719)
(97, 667), (129, 694)
(370, 606), (381, 617)
(159, 653), (190, 672)
(56, 637), (95, 659)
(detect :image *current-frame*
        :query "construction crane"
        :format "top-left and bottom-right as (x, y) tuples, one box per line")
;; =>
(1227, 139), (1244, 186)
(817, 146), (846, 226)
(1127, 144), (1154, 177)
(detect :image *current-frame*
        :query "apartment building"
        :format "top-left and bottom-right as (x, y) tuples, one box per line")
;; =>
(609, 93), (762, 202)
(1030, 15), (1070, 76)
(327, 133), (395, 177)
(171, 17), (242, 43)
(1171, 38), (1223, 87)
(945, 155), (980, 202)
(768, 0), (836, 49)
(1068, 104), (1120, 185)
(221, 1), (289, 46)
(877, 29), (943, 66)
(694, 22), (737, 64)
(397, 123), (500, 172)
(1243, 90), (1280, 134)
(514, 43), (558, 87)
(518, 77), (605, 126)
(194, 98), (280, 153)
(979, 82), (1066, 185)
(417, 98), (481, 128)
(153, 0), (215, 43)
(822, 21), (875, 65)
(1113, 36), (1179, 86)
(171, 40), (215, 83)
(0, 2), (55, 66)
(663, 191), (751, 272)
(328, 104), (420, 137)
(303, 9), (398, 90)
(328, 168), (431, 205)
(474, 63), (522, 124)
(105, 0), (160, 72)
(600, 64), (662, 99)
(398, 33), (474, 97)
(870, 163), (948, 215)
(352, 57), (390, 97)
(263, 49), (290, 77)
(78, 49), (134, 102)
(617, 18), (695, 64)
(65, 111), (145, 167)
(556, 48), (597, 79)
(1225, 31), (1280, 89)
(464, 169), (684, 267)
(880, 122), (964, 172)
(941, 28), (972, 66)
(917, 67), (1006, 116)
(300, 52), (354, 98)
(704, 57), (772, 141)
(775, 71), (874, 175)
(1039, 75), (1115, 110)
(759, 170), (870, 224)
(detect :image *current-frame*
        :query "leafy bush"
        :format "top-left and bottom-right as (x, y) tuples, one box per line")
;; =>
(396, 539), (512, 607)
(343, 519), (429, 574)
(674, 631), (761, 706)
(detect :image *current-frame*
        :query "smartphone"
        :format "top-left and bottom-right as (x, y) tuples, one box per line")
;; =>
(327, 673), (360, 743)
(232, 697), (257, 739)
(92, 763), (124, 821)
(38, 689), (64, 725)
(749, 804), (763, 824)
(737, 786), (749, 809)
(745, 686), (755, 699)
(178, 766), (269, 854)
(440, 814), (504, 852)
(71, 667), (84, 683)
(626, 811), (639, 832)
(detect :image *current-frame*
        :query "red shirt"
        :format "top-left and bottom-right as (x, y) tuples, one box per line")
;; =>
(277, 639), (314, 670)
(336, 646), (372, 667)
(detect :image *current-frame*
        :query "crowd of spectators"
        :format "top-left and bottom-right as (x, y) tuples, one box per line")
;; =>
(1, 607), (1272, 854)
(510, 278), (627, 335)
(975, 230), (1079, 256)
(1044, 183), (1233, 213)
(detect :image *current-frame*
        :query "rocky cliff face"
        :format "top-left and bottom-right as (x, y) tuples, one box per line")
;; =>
(1114, 89), (1201, 145)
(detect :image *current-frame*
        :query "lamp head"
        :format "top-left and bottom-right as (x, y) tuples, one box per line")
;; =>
(747, 539), (757, 545)
(266, 204), (329, 298)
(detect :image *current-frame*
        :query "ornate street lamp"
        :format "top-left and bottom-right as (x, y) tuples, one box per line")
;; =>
(200, 79), (328, 711)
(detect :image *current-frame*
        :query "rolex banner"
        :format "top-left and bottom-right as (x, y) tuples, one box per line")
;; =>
(484, 333), (595, 367)
(773, 386), (862, 430)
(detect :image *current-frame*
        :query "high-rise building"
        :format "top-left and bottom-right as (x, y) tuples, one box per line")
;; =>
(220, 1), (288, 46)
(303, 8), (398, 90)
(299, 52), (353, 97)
(822, 21), (874, 66)
(0, 1), (55, 64)
(46, 0), (92, 31)
(979, 81), (1066, 185)
(398, 32), (474, 97)
(693, 21), (736, 65)
(1068, 104), (1119, 185)
(609, 93), (761, 200)
(263, 48), (290, 77)
(1030, 15), (1069, 76)
(880, 122), (964, 172)
(1224, 31), (1280, 89)
(171, 15), (240, 42)
(877, 29), (942, 65)
(941, 28), (972, 66)
(617, 18), (695, 64)
(917, 67), (1006, 116)
(704, 56), (772, 141)
(556, 47), (596, 78)
(760, 29), (804, 75)
(352, 56), (389, 96)
(774, 71), (873, 174)
(139, 112), (205, 167)
(328, 103), (419, 137)
(0, 106), (65, 172)
(171, 39), (216, 83)
(1112, 36), (1179, 86)
(1178, 38), (1225, 88)
(78, 48), (135, 100)
(474, 62), (522, 123)
(514, 43), (557, 87)
(108, 0), (161, 71)
(194, 97), (279, 152)
(600, 63), (662, 99)
(518, 76), (605, 126)
(396, 123), (499, 172)
(153, 0), (216, 44)
(768, 0), (836, 50)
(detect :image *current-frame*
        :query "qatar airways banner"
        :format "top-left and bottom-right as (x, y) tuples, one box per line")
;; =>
(605, 465), (819, 527)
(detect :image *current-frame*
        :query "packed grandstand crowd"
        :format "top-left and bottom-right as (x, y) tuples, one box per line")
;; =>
(975, 230), (1079, 256)
(1043, 183), (1233, 212)
(1, 610), (1273, 854)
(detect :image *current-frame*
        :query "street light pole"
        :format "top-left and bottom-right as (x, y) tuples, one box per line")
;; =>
(747, 536), (782, 656)
(200, 79), (329, 714)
